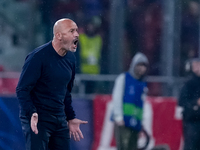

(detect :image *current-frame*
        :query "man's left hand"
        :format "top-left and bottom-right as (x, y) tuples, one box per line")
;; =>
(68, 118), (88, 141)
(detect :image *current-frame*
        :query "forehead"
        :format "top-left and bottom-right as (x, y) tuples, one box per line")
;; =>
(65, 21), (78, 29)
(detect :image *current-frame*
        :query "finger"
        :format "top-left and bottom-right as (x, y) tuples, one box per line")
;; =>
(73, 132), (77, 141)
(80, 120), (88, 124)
(31, 123), (38, 134)
(70, 131), (72, 139)
(77, 130), (84, 139)
(75, 132), (80, 141)
(34, 127), (38, 134)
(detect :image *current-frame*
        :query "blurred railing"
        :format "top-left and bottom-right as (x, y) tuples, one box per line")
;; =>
(73, 74), (186, 99)
(0, 72), (186, 99)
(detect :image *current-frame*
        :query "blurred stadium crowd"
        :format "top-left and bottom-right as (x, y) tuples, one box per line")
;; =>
(0, 0), (199, 95)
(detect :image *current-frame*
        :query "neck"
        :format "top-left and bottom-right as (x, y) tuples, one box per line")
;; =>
(52, 40), (68, 57)
(57, 49), (67, 56)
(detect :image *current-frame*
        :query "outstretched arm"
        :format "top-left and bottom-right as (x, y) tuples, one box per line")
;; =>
(68, 118), (88, 141)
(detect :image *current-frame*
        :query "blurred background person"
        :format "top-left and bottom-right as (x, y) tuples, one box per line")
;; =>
(180, 1), (200, 76)
(78, 17), (102, 75)
(78, 17), (103, 93)
(111, 52), (149, 150)
(178, 58), (200, 150)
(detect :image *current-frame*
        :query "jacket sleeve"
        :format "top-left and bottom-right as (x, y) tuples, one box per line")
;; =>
(16, 53), (42, 119)
(178, 84), (187, 108)
(178, 82), (200, 120)
(112, 73), (125, 122)
(64, 61), (76, 121)
(178, 84), (197, 109)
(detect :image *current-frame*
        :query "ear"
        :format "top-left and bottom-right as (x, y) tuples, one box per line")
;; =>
(55, 32), (62, 41)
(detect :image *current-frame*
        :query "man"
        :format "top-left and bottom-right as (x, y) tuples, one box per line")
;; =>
(111, 52), (149, 150)
(178, 58), (200, 150)
(16, 18), (88, 150)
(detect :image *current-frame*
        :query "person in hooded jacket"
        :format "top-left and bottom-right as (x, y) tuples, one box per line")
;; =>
(111, 52), (149, 150)
(178, 58), (200, 150)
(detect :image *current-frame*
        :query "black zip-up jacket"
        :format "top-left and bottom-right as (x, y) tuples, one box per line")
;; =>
(16, 41), (76, 120)
(179, 74), (200, 122)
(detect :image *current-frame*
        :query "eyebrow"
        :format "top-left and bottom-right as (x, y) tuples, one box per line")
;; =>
(70, 27), (78, 31)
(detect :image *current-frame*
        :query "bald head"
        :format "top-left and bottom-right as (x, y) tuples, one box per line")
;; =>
(53, 18), (76, 35)
(52, 18), (79, 54)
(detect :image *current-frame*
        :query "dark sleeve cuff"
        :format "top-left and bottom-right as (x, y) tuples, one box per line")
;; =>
(28, 106), (37, 119)
(66, 115), (76, 121)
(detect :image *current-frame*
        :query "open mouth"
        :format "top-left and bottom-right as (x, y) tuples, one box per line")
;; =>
(73, 39), (79, 46)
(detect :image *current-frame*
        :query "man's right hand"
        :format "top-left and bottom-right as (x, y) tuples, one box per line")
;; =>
(31, 113), (38, 134)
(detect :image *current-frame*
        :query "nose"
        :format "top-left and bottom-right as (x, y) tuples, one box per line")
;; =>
(75, 31), (79, 37)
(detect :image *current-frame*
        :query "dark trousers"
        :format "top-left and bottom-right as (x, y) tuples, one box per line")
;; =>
(183, 121), (200, 150)
(20, 114), (70, 150)
(114, 125), (139, 150)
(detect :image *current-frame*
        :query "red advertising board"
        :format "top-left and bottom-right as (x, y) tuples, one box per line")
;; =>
(92, 95), (183, 150)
